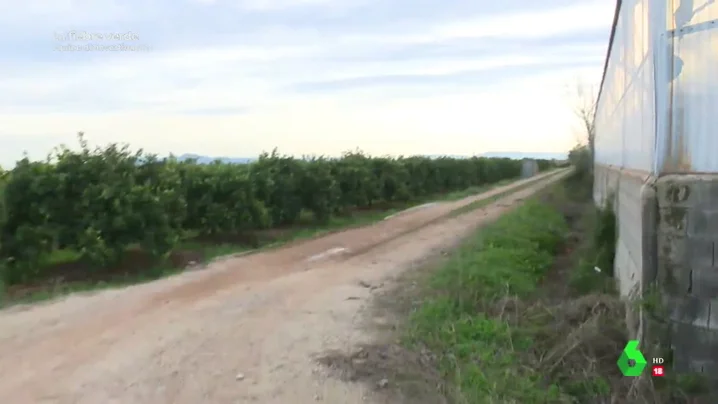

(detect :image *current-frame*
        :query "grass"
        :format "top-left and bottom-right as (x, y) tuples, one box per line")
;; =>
(402, 172), (714, 403)
(1, 173), (552, 307)
(406, 195), (576, 403)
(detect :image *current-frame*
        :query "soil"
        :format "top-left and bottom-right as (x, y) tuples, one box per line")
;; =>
(316, 175), (597, 404)
(0, 170), (568, 404)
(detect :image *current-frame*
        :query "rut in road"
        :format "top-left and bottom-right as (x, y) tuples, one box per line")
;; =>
(0, 169), (570, 404)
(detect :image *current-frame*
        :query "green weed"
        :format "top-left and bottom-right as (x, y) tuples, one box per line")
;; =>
(406, 198), (577, 403)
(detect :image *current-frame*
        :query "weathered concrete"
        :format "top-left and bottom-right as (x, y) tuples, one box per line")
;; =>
(656, 174), (718, 373)
(596, 164), (718, 374)
(595, 165), (655, 341)
(593, 164), (622, 207)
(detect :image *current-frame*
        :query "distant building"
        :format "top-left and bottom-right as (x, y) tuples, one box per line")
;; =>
(520, 158), (539, 178)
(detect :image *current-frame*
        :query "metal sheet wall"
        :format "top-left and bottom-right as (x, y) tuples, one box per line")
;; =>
(596, 0), (718, 175)
(596, 0), (656, 173)
(657, 0), (718, 173)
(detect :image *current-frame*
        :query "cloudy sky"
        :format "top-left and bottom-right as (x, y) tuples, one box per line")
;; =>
(0, 0), (615, 166)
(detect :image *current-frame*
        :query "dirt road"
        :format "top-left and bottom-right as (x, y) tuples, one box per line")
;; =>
(0, 169), (569, 404)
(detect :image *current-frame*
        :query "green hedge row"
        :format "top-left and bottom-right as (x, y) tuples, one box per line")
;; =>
(0, 136), (553, 284)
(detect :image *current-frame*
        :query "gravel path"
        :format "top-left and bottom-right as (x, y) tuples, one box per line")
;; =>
(0, 169), (569, 404)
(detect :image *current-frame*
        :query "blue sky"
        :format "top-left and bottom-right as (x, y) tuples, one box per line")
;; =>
(0, 0), (615, 166)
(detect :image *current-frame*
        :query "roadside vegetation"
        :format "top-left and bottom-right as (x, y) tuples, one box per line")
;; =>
(369, 145), (713, 403)
(0, 133), (554, 304)
(404, 160), (621, 403)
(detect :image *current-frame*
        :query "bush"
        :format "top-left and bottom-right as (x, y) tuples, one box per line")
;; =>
(569, 145), (592, 182)
(0, 136), (526, 284)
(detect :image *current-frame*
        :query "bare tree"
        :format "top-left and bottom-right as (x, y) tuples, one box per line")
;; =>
(571, 82), (597, 173)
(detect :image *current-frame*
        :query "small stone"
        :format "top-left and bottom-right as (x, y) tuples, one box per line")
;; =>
(236, 373), (245, 381)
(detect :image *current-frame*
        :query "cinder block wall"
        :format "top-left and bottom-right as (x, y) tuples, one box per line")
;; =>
(596, 166), (718, 373)
(656, 175), (718, 373)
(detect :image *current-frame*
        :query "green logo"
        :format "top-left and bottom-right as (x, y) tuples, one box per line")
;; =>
(617, 340), (647, 376)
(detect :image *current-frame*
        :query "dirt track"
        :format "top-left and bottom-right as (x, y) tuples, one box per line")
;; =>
(0, 169), (569, 404)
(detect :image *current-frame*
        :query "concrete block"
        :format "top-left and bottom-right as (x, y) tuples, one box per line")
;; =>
(667, 295), (711, 327)
(687, 209), (718, 238)
(659, 207), (688, 234)
(691, 269), (718, 298)
(659, 235), (685, 264)
(657, 233), (690, 294)
(689, 360), (718, 373)
(656, 177), (699, 208)
(671, 322), (718, 372)
(688, 239), (716, 268)
(710, 299), (718, 330)
(657, 263), (691, 295)
(707, 180), (718, 201)
(672, 350), (692, 371)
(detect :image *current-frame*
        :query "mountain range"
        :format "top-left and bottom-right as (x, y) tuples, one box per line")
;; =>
(175, 154), (255, 164)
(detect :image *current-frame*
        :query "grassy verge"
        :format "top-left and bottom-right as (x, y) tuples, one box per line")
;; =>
(403, 172), (711, 403)
(1, 173), (549, 307)
(406, 189), (578, 403)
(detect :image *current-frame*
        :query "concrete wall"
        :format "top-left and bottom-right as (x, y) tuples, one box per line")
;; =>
(596, 164), (718, 374)
(594, 164), (655, 341)
(656, 175), (718, 372)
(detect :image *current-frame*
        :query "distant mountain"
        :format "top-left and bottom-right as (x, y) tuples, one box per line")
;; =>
(175, 154), (255, 164)
(425, 154), (469, 159)
(173, 152), (568, 164)
(422, 152), (568, 160)
(480, 152), (568, 160)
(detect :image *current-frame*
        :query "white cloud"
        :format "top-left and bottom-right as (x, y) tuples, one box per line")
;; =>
(236, 0), (360, 11)
(0, 1), (613, 166)
(0, 0), (138, 29)
(435, 1), (612, 41)
(337, 0), (612, 46)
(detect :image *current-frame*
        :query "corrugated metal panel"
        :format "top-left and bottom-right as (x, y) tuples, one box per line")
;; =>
(657, 0), (718, 173)
(595, 1), (624, 167)
(595, 0), (656, 173)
